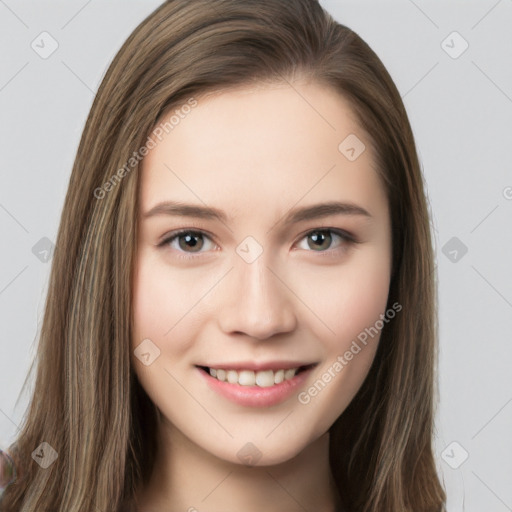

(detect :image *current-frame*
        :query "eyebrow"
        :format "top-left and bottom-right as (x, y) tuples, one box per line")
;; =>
(143, 200), (372, 224)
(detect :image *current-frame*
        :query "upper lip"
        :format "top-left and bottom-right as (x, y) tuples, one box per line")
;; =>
(196, 361), (318, 371)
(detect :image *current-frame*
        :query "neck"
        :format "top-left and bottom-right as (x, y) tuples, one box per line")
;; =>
(134, 416), (344, 512)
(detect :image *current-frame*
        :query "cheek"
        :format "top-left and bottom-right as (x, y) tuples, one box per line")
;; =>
(294, 247), (391, 349)
(132, 250), (194, 344)
(293, 248), (391, 417)
(132, 258), (169, 347)
(337, 255), (391, 344)
(131, 251), (212, 370)
(131, 255), (196, 405)
(131, 254), (194, 374)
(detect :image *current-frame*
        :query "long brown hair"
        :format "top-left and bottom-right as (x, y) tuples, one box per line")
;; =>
(0, 0), (446, 510)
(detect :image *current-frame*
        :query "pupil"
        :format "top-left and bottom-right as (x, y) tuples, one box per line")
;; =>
(179, 233), (203, 252)
(309, 231), (330, 251)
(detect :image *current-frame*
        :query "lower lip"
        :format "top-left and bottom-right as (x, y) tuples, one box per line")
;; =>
(196, 366), (316, 408)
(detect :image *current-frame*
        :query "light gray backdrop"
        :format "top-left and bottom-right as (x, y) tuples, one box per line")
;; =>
(0, 1), (511, 510)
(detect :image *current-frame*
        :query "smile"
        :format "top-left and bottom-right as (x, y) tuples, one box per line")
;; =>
(196, 363), (318, 407)
(198, 365), (314, 387)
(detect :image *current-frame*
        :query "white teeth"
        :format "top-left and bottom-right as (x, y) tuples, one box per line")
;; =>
(226, 370), (238, 384)
(255, 370), (274, 387)
(284, 368), (296, 380)
(207, 367), (301, 386)
(238, 370), (256, 386)
(274, 369), (284, 384)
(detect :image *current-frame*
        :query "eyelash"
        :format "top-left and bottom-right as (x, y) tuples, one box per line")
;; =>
(157, 227), (358, 261)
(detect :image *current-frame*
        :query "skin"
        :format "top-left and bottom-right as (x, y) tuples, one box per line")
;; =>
(131, 80), (392, 512)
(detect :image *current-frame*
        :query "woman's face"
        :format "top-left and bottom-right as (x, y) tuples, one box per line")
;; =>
(132, 80), (392, 465)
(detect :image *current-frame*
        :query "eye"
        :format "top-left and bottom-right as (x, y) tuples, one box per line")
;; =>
(157, 228), (356, 260)
(158, 229), (216, 259)
(295, 229), (354, 254)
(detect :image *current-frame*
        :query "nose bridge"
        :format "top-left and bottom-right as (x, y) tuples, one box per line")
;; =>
(217, 245), (297, 339)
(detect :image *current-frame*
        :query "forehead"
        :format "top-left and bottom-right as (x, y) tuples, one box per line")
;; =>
(139, 81), (386, 223)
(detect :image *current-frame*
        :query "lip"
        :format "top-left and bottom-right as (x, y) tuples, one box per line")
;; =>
(196, 364), (318, 408)
(195, 361), (315, 372)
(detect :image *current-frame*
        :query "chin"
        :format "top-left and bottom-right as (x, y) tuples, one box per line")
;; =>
(203, 431), (316, 468)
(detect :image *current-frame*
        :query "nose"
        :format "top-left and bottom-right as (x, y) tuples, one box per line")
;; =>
(216, 253), (297, 340)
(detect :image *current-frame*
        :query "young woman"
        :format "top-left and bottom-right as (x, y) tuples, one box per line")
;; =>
(0, 0), (446, 510)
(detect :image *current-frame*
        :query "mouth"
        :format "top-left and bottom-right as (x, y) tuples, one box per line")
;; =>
(195, 363), (317, 387)
(195, 362), (318, 407)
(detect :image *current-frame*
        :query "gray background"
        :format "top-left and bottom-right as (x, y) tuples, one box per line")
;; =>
(1, 1), (511, 510)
